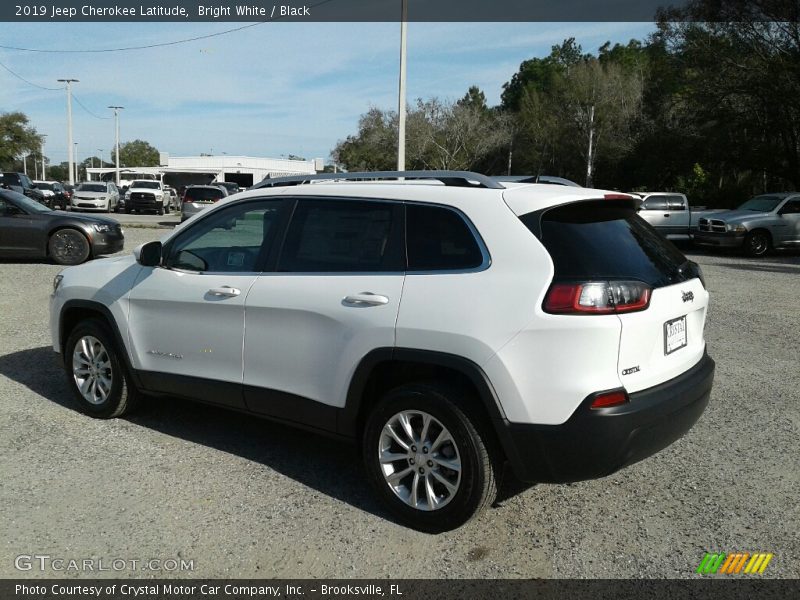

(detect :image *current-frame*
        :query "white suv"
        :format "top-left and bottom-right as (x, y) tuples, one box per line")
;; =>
(50, 171), (715, 531)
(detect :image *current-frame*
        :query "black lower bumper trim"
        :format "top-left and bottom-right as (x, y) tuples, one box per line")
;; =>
(501, 353), (715, 483)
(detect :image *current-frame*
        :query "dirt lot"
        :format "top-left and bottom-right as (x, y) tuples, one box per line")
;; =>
(1, 228), (798, 579)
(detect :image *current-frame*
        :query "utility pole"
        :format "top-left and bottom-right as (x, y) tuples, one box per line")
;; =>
(58, 79), (79, 185)
(108, 106), (124, 186)
(585, 104), (595, 187)
(98, 149), (104, 169)
(396, 0), (408, 172)
(23, 154), (27, 175)
(42, 135), (47, 180)
(74, 142), (79, 182)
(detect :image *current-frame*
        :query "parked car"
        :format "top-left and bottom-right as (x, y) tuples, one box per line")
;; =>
(71, 181), (120, 213)
(0, 188), (123, 264)
(33, 180), (69, 209)
(211, 181), (240, 196)
(693, 193), (800, 256)
(0, 172), (46, 204)
(635, 192), (724, 242)
(164, 186), (180, 211)
(50, 170), (714, 531)
(180, 184), (227, 222)
(124, 180), (169, 215)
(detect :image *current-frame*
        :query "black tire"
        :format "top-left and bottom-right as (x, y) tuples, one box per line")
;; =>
(49, 228), (91, 265)
(64, 319), (140, 419)
(164, 202), (170, 214)
(157, 204), (164, 216)
(744, 230), (771, 257)
(125, 206), (131, 214)
(362, 383), (499, 532)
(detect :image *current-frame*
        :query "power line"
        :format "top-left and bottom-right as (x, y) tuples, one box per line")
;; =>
(71, 93), (113, 119)
(0, 59), (63, 90)
(0, 22), (266, 53)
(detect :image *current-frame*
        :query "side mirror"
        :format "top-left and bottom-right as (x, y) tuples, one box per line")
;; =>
(134, 241), (162, 267)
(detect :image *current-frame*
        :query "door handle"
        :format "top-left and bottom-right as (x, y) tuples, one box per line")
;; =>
(343, 292), (389, 306)
(208, 286), (241, 297)
(663, 213), (670, 217)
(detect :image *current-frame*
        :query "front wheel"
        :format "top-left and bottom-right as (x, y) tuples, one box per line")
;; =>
(164, 202), (170, 214)
(362, 383), (499, 532)
(49, 228), (90, 265)
(744, 230), (771, 257)
(64, 320), (139, 418)
(157, 205), (164, 216)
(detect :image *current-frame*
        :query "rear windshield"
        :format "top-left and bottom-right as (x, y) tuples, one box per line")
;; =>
(35, 182), (54, 190)
(521, 199), (695, 288)
(186, 187), (225, 201)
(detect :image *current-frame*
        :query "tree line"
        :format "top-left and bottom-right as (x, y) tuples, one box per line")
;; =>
(333, 1), (800, 207)
(0, 110), (160, 181)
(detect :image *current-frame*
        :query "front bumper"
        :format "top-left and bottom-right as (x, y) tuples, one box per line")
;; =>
(72, 199), (108, 211)
(500, 352), (715, 483)
(90, 230), (125, 255)
(693, 231), (745, 248)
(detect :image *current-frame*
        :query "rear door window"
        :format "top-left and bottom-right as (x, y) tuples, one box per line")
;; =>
(278, 199), (404, 272)
(406, 204), (485, 271)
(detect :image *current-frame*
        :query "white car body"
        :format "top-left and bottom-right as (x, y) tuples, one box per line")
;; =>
(70, 182), (119, 212)
(51, 173), (715, 528)
(124, 180), (169, 214)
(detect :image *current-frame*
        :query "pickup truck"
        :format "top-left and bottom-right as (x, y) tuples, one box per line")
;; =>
(636, 192), (723, 241)
(124, 179), (170, 215)
(693, 193), (800, 256)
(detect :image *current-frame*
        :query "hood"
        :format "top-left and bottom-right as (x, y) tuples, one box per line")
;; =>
(72, 190), (108, 198)
(51, 210), (120, 226)
(705, 209), (771, 224)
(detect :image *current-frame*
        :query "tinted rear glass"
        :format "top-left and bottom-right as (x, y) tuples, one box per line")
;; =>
(278, 199), (402, 272)
(186, 187), (225, 201)
(522, 200), (691, 288)
(76, 184), (107, 192)
(406, 205), (484, 271)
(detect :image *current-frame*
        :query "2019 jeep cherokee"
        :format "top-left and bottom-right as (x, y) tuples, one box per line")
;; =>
(50, 171), (714, 531)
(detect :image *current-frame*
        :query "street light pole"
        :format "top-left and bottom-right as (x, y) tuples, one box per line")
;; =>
(74, 142), (79, 182)
(42, 134), (47, 180)
(397, 0), (408, 172)
(108, 106), (124, 186)
(57, 79), (79, 185)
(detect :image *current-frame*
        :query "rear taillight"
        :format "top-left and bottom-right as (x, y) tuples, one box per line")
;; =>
(182, 194), (190, 203)
(543, 281), (651, 315)
(604, 193), (633, 200)
(590, 389), (629, 409)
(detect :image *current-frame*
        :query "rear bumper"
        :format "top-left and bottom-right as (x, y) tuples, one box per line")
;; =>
(501, 352), (715, 483)
(693, 231), (745, 248)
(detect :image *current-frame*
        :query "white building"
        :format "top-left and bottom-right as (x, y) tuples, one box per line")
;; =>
(86, 154), (321, 189)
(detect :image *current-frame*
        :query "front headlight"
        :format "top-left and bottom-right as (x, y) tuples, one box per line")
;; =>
(726, 223), (747, 233)
(53, 274), (64, 292)
(125, 192), (131, 199)
(93, 223), (113, 233)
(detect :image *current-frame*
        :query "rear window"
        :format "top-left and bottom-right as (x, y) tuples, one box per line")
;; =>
(186, 187), (225, 201)
(522, 200), (693, 288)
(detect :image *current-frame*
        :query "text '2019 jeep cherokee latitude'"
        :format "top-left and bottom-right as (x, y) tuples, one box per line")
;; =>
(50, 171), (714, 532)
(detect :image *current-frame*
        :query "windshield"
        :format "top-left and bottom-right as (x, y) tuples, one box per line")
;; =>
(35, 182), (54, 190)
(737, 195), (784, 212)
(77, 183), (107, 193)
(2, 190), (52, 214)
(132, 181), (160, 189)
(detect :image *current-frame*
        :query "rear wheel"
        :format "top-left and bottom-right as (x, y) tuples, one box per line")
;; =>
(64, 320), (139, 418)
(744, 230), (771, 257)
(362, 383), (499, 532)
(49, 228), (90, 265)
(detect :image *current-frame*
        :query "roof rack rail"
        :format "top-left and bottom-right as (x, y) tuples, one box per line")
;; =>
(251, 170), (505, 190)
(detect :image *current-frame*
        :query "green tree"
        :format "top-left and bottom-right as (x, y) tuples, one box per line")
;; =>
(111, 139), (160, 167)
(0, 112), (43, 169)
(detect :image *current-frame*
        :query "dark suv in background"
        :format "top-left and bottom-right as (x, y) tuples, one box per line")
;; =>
(0, 172), (46, 204)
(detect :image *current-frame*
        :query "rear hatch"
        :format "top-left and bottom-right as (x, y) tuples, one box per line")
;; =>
(185, 187), (225, 205)
(523, 199), (709, 393)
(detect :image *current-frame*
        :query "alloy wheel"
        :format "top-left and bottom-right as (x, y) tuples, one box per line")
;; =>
(72, 335), (113, 405)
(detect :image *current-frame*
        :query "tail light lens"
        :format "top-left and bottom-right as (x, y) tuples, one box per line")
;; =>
(544, 280), (651, 315)
(590, 389), (629, 409)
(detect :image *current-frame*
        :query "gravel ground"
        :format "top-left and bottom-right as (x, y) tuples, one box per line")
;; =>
(0, 228), (797, 579)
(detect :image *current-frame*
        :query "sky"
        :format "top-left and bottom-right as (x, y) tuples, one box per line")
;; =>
(0, 22), (655, 166)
